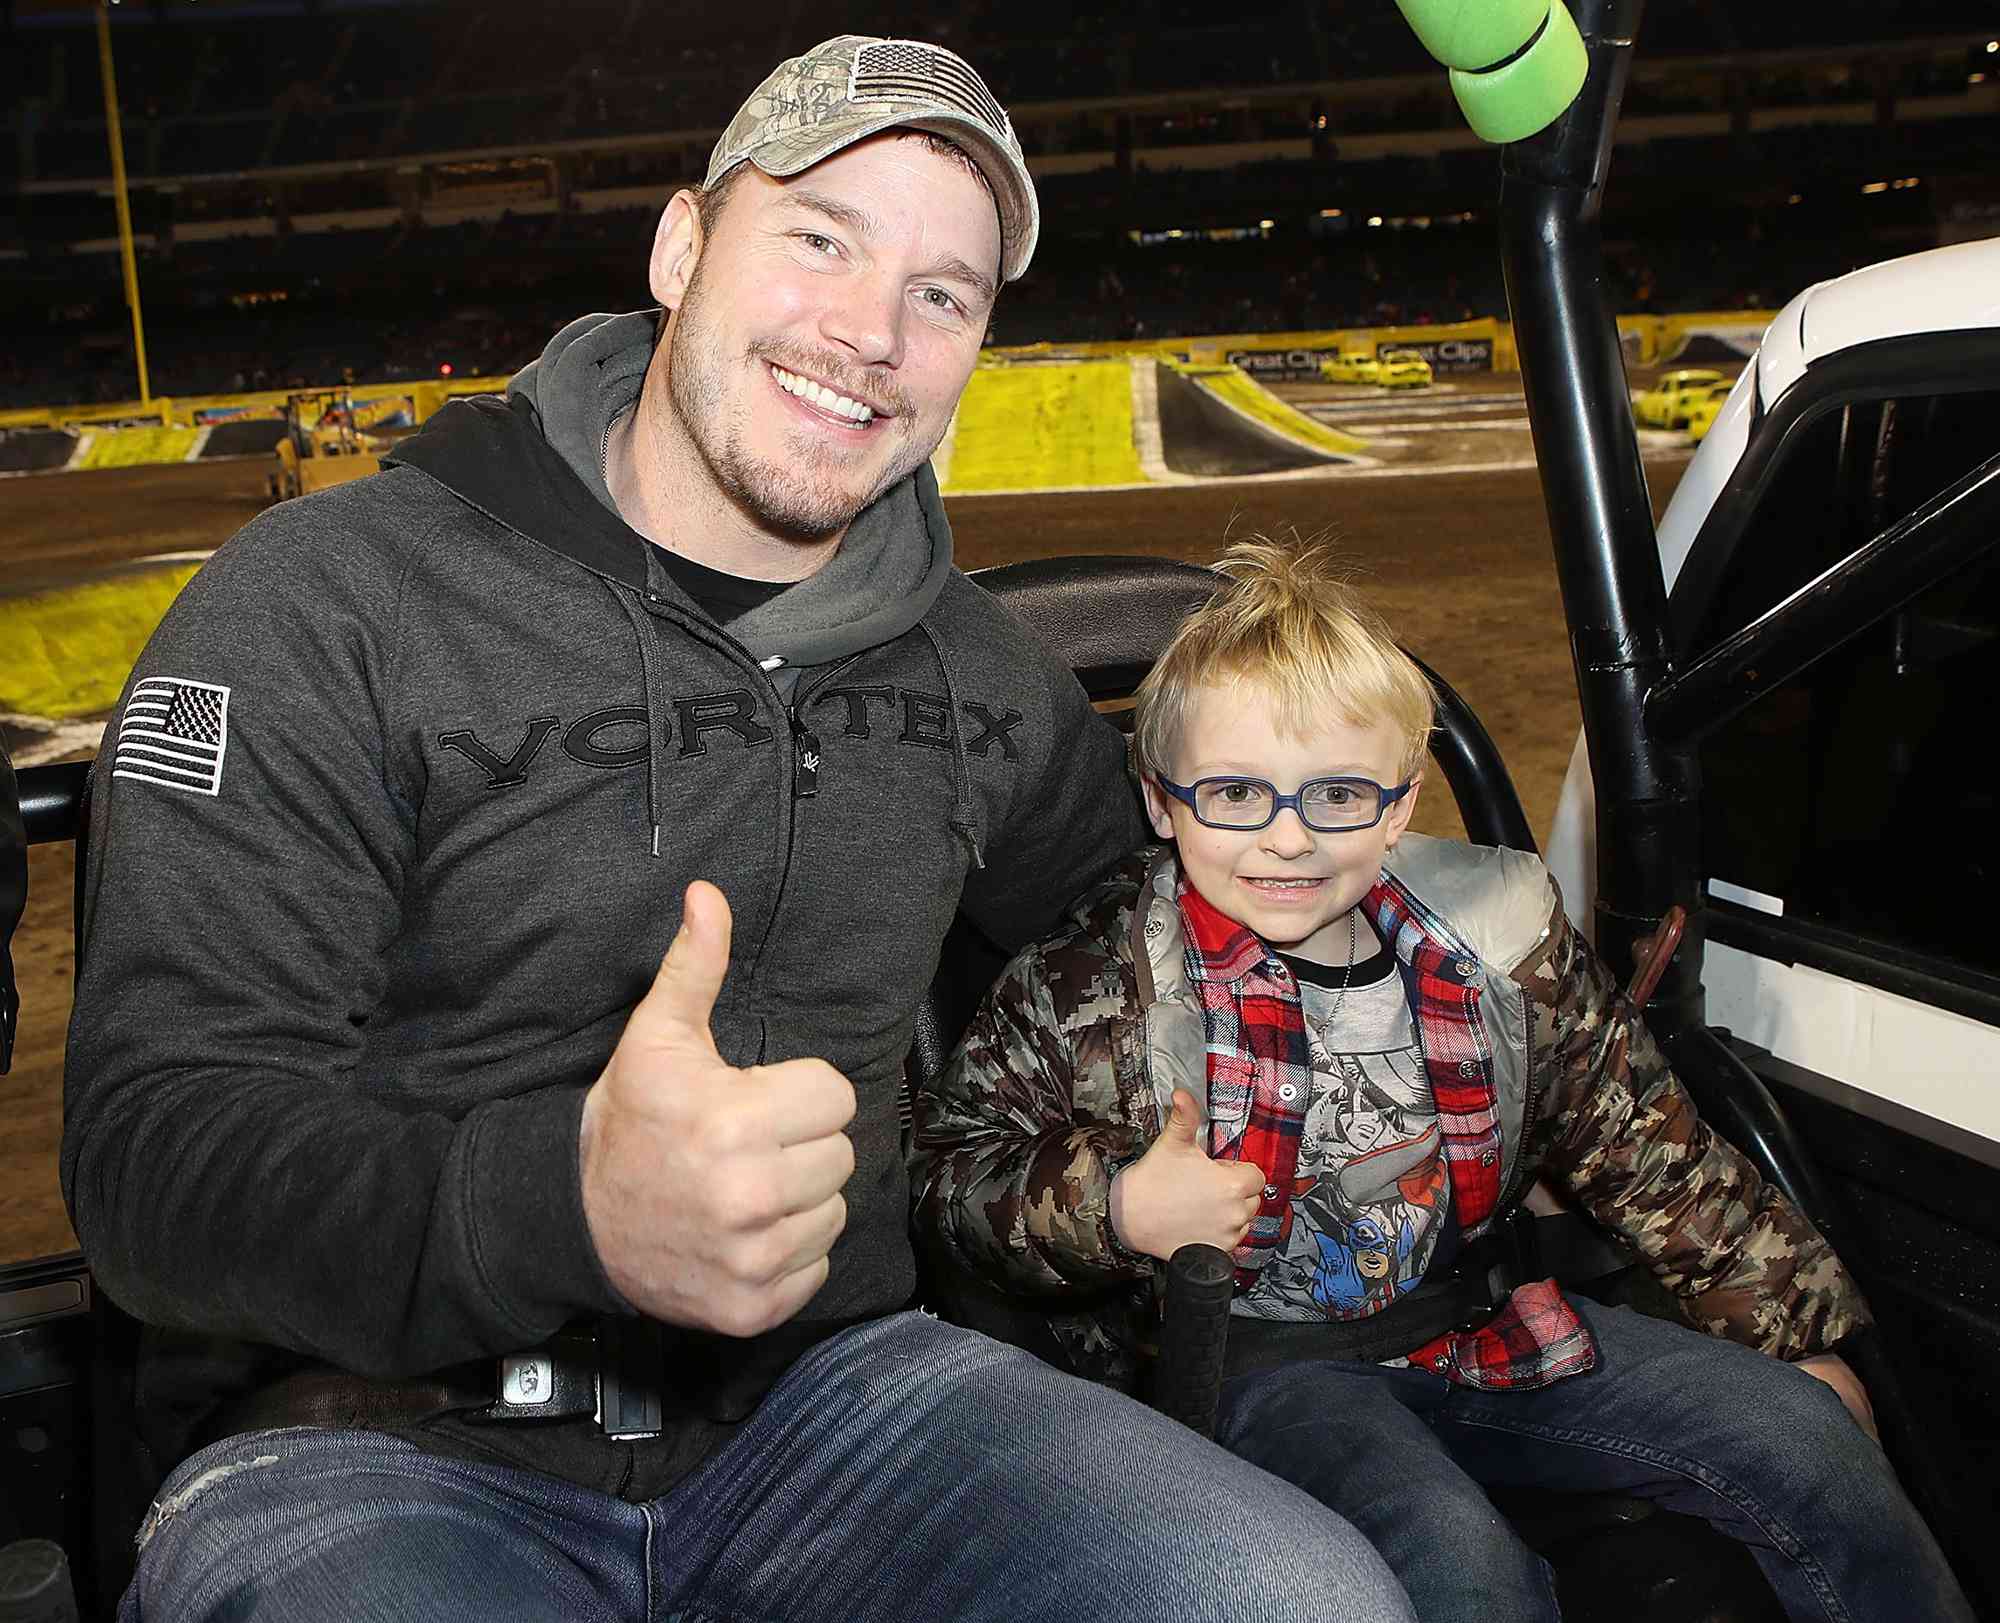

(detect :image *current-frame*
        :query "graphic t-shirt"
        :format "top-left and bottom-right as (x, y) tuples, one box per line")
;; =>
(1230, 938), (1450, 1321)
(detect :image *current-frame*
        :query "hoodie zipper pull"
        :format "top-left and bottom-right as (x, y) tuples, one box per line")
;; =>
(789, 709), (821, 799)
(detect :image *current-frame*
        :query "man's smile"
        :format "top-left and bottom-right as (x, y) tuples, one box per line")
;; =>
(766, 362), (885, 428)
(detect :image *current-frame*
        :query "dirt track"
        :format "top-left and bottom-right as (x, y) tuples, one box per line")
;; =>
(2, 434), (1692, 1264)
(3, 458), (272, 596)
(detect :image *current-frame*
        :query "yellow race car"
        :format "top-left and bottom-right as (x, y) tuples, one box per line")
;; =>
(1684, 379), (1737, 442)
(1375, 347), (1435, 389)
(1632, 367), (1727, 430)
(1318, 351), (1382, 386)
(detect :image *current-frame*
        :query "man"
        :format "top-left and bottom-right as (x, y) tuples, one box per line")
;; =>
(65, 36), (1415, 1622)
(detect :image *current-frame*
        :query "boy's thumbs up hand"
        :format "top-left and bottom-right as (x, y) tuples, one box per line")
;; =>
(580, 881), (857, 1337)
(1158, 1088), (1206, 1147)
(1109, 1088), (1267, 1263)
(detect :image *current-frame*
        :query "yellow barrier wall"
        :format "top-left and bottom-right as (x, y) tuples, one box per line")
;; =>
(980, 313), (1774, 374)
(942, 362), (1146, 493)
(0, 376), (513, 434)
(71, 427), (202, 470)
(0, 564), (204, 719)
(2, 310), (1784, 441)
(1175, 318), (1505, 369)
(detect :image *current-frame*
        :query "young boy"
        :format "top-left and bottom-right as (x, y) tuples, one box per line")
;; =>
(911, 537), (1971, 1622)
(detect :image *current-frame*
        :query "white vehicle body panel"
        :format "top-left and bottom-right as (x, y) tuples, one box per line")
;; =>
(1705, 939), (2000, 1149)
(1546, 238), (2000, 1143)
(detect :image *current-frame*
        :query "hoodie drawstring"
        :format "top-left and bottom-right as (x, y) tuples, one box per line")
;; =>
(611, 581), (671, 857)
(612, 584), (981, 870)
(918, 621), (985, 871)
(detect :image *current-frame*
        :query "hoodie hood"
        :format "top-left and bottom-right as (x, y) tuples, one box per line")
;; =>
(506, 309), (648, 513)
(390, 309), (955, 670)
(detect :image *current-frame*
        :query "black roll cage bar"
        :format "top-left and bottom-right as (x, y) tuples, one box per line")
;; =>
(1504, 0), (1985, 1570)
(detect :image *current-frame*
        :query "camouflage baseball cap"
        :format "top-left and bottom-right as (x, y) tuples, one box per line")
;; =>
(706, 35), (1040, 283)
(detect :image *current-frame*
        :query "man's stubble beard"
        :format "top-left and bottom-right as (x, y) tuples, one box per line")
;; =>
(665, 256), (941, 542)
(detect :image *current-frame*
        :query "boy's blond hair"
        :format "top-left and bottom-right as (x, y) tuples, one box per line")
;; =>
(1134, 536), (1436, 781)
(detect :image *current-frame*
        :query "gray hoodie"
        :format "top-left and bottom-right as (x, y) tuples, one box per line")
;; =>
(63, 311), (1146, 1499)
(513, 311), (958, 677)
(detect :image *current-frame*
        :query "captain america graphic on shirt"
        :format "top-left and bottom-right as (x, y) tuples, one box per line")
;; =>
(1233, 944), (1450, 1323)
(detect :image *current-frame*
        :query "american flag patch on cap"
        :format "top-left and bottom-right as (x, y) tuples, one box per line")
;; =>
(704, 33), (1040, 281)
(112, 677), (231, 796)
(850, 40), (1010, 140)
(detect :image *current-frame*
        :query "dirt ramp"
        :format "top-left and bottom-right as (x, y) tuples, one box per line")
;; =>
(0, 430), (76, 476)
(201, 418), (287, 457)
(1669, 333), (1757, 366)
(1154, 362), (1367, 476)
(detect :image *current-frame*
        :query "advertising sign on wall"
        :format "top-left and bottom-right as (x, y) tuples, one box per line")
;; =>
(1217, 320), (1504, 381)
(1374, 336), (1493, 374)
(1224, 347), (1335, 382)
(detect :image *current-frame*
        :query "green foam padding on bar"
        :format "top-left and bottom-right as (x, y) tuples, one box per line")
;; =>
(1450, 1), (1588, 143)
(1393, 0), (1548, 72)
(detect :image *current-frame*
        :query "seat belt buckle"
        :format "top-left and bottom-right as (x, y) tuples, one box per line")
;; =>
(595, 1316), (668, 1440)
(483, 1327), (601, 1422)
(1456, 1208), (1539, 1327)
(1498, 1204), (1542, 1286)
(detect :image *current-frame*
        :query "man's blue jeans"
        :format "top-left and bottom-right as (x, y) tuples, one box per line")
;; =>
(122, 1311), (1415, 1622)
(1215, 1297), (1973, 1623)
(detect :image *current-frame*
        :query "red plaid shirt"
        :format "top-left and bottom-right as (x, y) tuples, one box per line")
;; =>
(1177, 874), (1596, 1391)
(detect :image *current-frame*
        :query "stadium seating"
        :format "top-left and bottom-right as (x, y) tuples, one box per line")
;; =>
(3, 0), (1996, 406)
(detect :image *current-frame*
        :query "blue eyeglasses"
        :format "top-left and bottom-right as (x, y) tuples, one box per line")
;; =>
(1155, 774), (1413, 833)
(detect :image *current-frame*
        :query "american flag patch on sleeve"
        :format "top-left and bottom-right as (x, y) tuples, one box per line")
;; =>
(112, 677), (232, 796)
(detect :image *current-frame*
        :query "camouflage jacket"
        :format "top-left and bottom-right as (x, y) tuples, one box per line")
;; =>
(911, 838), (1871, 1390)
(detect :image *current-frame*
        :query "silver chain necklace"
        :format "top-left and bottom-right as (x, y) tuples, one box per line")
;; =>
(1297, 910), (1361, 1070)
(1290, 908), (1360, 1007)
(1327, 907), (1359, 1018)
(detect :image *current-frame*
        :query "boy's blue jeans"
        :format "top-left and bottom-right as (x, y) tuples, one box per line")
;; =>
(121, 1310), (1415, 1623)
(1215, 1297), (1973, 1623)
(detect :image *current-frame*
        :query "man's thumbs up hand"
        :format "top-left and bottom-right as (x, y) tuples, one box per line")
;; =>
(1109, 1089), (1267, 1263)
(581, 882), (857, 1337)
(630, 876), (733, 1062)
